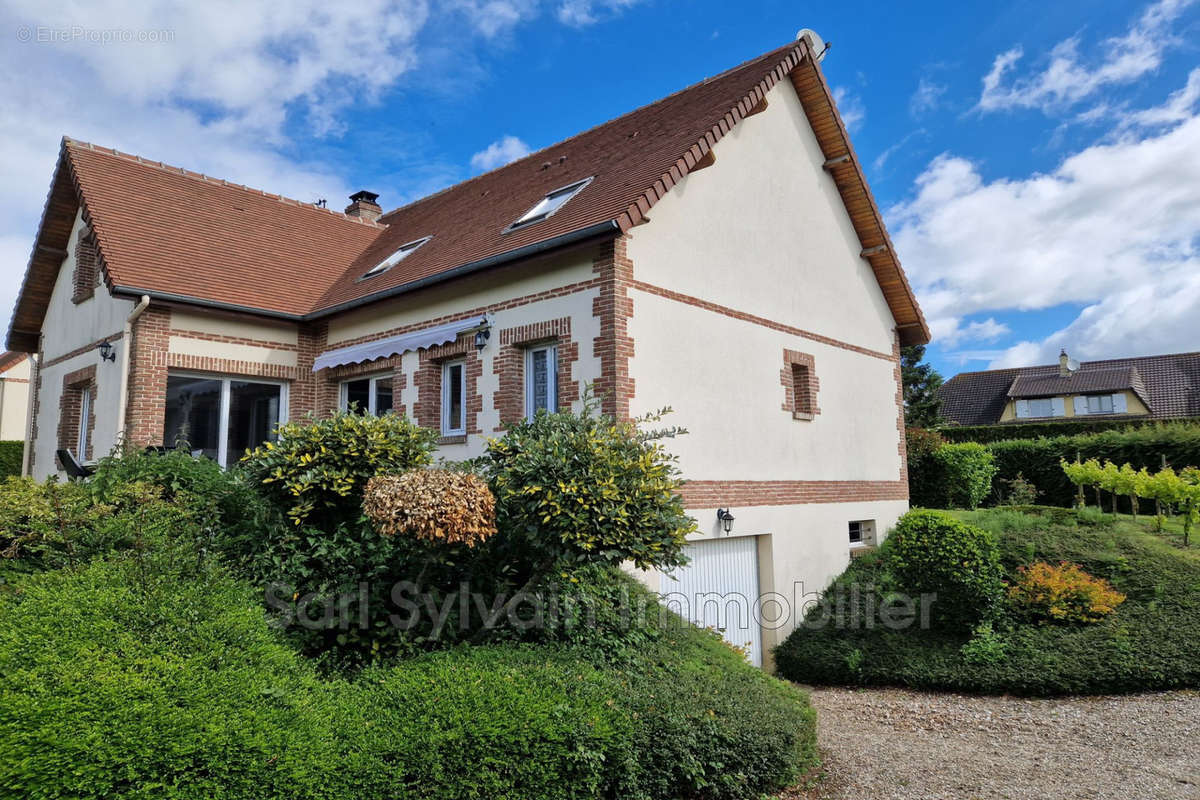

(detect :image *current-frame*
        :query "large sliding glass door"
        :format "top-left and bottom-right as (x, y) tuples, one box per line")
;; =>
(163, 373), (287, 467)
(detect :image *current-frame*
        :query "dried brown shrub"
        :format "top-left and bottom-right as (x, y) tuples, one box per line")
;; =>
(363, 469), (497, 547)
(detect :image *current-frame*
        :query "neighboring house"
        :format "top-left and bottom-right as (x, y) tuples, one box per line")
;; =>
(7, 34), (929, 666)
(0, 351), (32, 441)
(939, 350), (1200, 427)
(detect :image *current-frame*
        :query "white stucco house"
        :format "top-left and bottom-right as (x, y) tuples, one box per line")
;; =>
(8, 34), (929, 667)
(0, 352), (32, 444)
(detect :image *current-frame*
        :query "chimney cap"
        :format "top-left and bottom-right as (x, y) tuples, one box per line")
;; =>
(348, 190), (380, 204)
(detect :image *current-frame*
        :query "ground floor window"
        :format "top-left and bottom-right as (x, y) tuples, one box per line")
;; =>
(163, 373), (286, 467)
(340, 374), (393, 416)
(525, 344), (558, 418)
(441, 360), (465, 436)
(848, 520), (876, 547)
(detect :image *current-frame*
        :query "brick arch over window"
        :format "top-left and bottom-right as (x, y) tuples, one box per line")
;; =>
(492, 317), (580, 430)
(781, 349), (819, 420)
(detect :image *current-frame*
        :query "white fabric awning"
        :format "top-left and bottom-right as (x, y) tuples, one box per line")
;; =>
(312, 316), (485, 372)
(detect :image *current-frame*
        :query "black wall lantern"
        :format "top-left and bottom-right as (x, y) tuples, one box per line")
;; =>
(97, 340), (116, 363)
(716, 508), (735, 534)
(473, 326), (490, 351)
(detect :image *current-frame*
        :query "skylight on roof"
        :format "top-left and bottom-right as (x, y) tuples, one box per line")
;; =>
(360, 236), (431, 280)
(507, 177), (593, 232)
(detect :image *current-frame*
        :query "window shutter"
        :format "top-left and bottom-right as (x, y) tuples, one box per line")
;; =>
(1051, 397), (1066, 417)
(1015, 399), (1030, 418)
(1073, 396), (1088, 416)
(1112, 393), (1127, 413)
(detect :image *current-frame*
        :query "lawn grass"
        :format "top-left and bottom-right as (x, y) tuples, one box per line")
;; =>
(774, 506), (1200, 696)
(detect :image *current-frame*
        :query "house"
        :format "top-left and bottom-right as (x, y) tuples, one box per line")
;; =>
(7, 34), (928, 667)
(0, 351), (32, 442)
(939, 350), (1200, 427)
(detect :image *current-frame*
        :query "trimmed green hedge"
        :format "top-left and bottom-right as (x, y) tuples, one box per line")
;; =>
(0, 555), (817, 800)
(774, 507), (1200, 695)
(0, 441), (22, 479)
(938, 417), (1172, 443)
(986, 424), (1200, 508)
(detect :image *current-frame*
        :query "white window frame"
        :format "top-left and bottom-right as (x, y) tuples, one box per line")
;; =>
(166, 371), (289, 467)
(77, 386), (92, 460)
(1027, 398), (1056, 418)
(440, 360), (466, 437)
(1086, 394), (1114, 414)
(339, 373), (393, 416)
(524, 344), (558, 418)
(848, 519), (875, 548)
(505, 177), (594, 232)
(359, 236), (432, 281)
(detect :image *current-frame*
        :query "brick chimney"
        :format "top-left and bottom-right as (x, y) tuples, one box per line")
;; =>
(344, 190), (381, 222)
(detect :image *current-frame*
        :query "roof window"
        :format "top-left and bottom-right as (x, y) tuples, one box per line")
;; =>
(360, 236), (431, 280)
(506, 177), (593, 232)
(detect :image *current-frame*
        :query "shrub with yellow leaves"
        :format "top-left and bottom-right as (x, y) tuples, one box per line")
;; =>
(364, 470), (497, 547)
(1008, 561), (1126, 623)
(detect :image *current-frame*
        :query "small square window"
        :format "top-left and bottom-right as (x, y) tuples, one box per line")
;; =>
(848, 520), (875, 547)
(507, 177), (593, 231)
(525, 344), (558, 418)
(441, 360), (466, 436)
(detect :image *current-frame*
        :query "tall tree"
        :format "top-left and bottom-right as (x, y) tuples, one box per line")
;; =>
(901, 345), (944, 428)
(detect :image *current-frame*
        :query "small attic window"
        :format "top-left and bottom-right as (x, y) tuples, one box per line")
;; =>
(506, 177), (593, 232)
(360, 236), (431, 280)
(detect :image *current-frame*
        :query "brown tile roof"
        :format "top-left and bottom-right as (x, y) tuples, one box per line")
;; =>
(939, 352), (1200, 425)
(0, 351), (27, 374)
(1007, 367), (1140, 398)
(8, 37), (929, 352)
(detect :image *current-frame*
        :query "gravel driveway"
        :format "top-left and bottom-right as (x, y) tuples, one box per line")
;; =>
(783, 687), (1200, 800)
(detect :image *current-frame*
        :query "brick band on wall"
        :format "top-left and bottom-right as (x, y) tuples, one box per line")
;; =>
(680, 479), (908, 508)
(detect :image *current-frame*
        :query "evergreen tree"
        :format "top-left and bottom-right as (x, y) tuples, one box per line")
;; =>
(901, 345), (944, 428)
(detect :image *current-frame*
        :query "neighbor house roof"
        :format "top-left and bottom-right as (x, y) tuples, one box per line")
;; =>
(0, 351), (27, 374)
(8, 36), (929, 352)
(939, 352), (1200, 426)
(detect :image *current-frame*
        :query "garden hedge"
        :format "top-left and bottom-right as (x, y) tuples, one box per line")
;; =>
(0, 555), (817, 800)
(0, 441), (22, 479)
(908, 423), (1200, 509)
(938, 417), (1167, 443)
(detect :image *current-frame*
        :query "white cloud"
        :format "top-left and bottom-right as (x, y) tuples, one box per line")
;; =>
(469, 135), (532, 171)
(935, 317), (1011, 348)
(556, 0), (640, 27)
(978, 0), (1196, 114)
(909, 77), (946, 117)
(893, 73), (1200, 368)
(833, 86), (865, 133)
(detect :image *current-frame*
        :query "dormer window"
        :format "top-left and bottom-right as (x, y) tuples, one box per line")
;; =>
(506, 177), (593, 232)
(360, 236), (431, 280)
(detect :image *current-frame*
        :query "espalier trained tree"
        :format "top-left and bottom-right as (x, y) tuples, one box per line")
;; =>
(1062, 459), (1200, 545)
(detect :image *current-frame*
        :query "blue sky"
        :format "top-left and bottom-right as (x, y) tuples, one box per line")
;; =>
(2, 0), (1198, 380)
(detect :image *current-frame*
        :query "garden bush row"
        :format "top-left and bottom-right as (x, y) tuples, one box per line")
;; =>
(908, 422), (1200, 509)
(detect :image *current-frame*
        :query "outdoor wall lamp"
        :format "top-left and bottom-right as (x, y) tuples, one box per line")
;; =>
(473, 326), (490, 351)
(97, 340), (116, 363)
(716, 508), (735, 534)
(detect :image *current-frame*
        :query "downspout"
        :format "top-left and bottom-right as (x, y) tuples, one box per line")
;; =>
(20, 354), (37, 476)
(116, 295), (151, 448)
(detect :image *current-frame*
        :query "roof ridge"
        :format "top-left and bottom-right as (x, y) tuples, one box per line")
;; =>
(377, 39), (801, 224)
(948, 350), (1200, 378)
(62, 137), (388, 230)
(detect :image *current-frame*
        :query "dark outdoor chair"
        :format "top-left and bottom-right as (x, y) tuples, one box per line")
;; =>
(56, 449), (95, 480)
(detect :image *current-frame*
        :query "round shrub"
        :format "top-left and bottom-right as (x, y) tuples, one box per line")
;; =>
(364, 470), (496, 546)
(885, 509), (1003, 630)
(241, 411), (438, 529)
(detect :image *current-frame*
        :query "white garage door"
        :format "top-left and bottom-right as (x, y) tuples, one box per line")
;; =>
(662, 536), (762, 666)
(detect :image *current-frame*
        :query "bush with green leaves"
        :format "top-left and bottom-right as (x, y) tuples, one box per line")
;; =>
(885, 509), (1003, 630)
(907, 439), (998, 509)
(0, 548), (817, 800)
(476, 401), (695, 582)
(241, 411), (438, 530)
